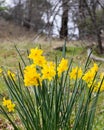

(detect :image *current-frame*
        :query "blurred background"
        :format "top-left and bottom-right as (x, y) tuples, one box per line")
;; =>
(0, 0), (104, 54)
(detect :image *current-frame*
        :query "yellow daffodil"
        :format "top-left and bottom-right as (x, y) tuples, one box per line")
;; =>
(28, 48), (46, 67)
(7, 103), (15, 112)
(3, 97), (12, 107)
(93, 80), (104, 92)
(42, 61), (56, 81)
(82, 63), (98, 83)
(82, 70), (95, 83)
(57, 58), (68, 76)
(7, 70), (16, 80)
(69, 67), (83, 80)
(3, 97), (15, 112)
(85, 70), (104, 92)
(28, 48), (43, 60)
(34, 55), (47, 67)
(91, 63), (98, 72)
(24, 64), (41, 86)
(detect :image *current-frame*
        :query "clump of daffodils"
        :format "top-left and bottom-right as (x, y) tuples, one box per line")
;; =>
(24, 48), (69, 86)
(0, 46), (104, 129)
(23, 47), (104, 92)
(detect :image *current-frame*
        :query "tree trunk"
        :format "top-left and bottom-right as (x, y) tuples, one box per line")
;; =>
(97, 31), (103, 54)
(78, 0), (86, 39)
(60, 0), (69, 39)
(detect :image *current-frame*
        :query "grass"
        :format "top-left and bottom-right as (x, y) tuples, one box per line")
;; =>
(0, 37), (104, 129)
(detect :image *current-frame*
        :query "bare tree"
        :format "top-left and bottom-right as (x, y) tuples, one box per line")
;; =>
(23, 0), (51, 31)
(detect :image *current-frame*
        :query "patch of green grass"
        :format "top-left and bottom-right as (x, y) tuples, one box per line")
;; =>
(0, 80), (8, 96)
(93, 93), (104, 129)
(66, 46), (85, 55)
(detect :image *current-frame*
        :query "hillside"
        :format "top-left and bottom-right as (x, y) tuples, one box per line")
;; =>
(0, 17), (34, 40)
